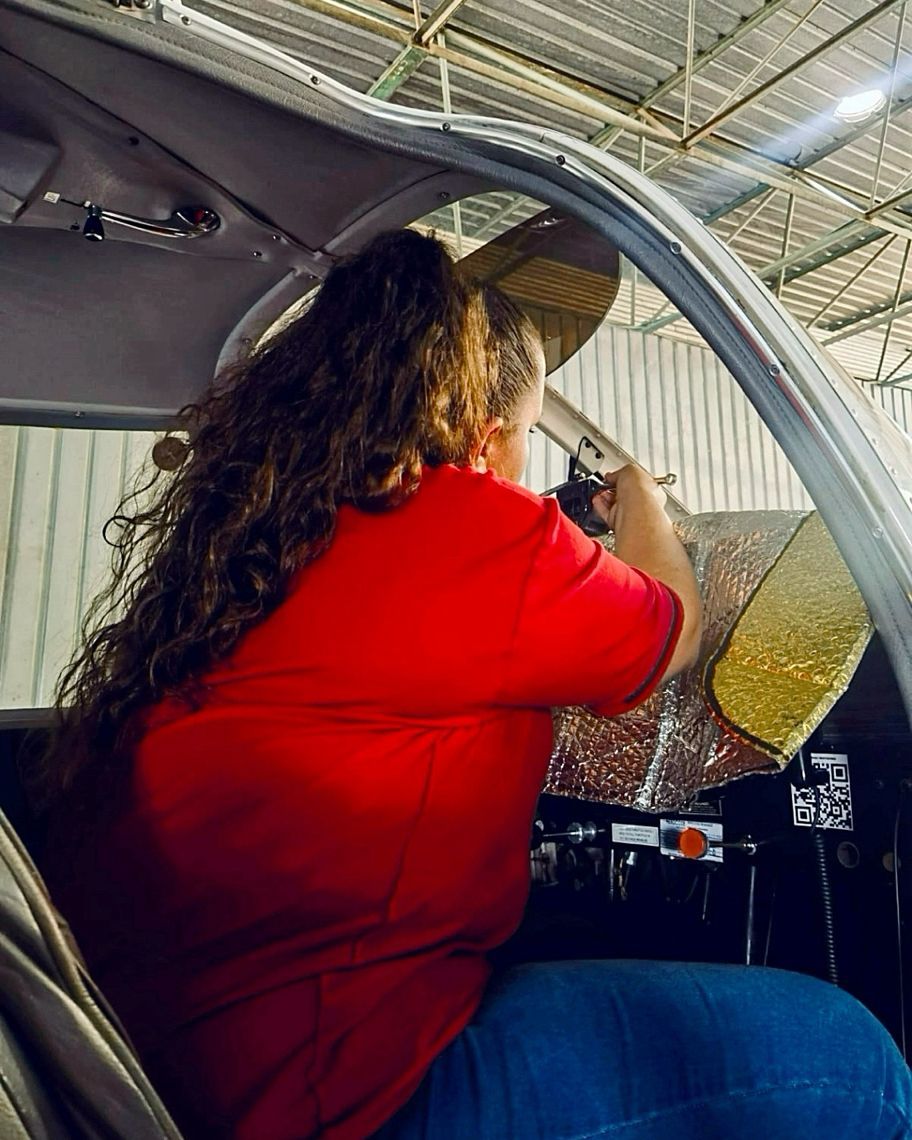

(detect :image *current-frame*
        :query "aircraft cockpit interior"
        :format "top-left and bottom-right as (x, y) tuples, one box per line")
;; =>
(2, 0), (912, 1136)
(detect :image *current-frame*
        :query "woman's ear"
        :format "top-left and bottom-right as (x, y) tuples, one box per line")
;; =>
(473, 417), (504, 472)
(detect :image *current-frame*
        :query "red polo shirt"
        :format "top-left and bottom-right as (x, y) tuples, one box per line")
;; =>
(50, 464), (681, 1139)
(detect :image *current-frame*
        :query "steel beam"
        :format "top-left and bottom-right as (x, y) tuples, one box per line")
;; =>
(879, 346), (912, 384)
(710, 0), (826, 123)
(881, 366), (912, 388)
(300, 0), (912, 251)
(874, 239), (912, 380)
(776, 192), (796, 297)
(590, 0), (796, 150)
(682, 0), (697, 139)
(471, 195), (532, 241)
(645, 0), (826, 179)
(293, 0), (912, 237)
(761, 224), (888, 286)
(869, 2), (907, 208)
(296, 0), (912, 259)
(437, 32), (464, 254)
(415, 0), (469, 45)
(881, 160), (912, 206)
(640, 223), (888, 334)
(351, 0), (912, 345)
(683, 0), (907, 148)
(868, 183), (912, 220)
(823, 292), (912, 344)
(368, 48), (423, 97)
(699, 89), (912, 230)
(724, 187), (779, 243)
(368, 0), (473, 98)
(808, 235), (897, 327)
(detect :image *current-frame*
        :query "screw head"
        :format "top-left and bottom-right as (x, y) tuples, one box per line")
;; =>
(152, 436), (189, 471)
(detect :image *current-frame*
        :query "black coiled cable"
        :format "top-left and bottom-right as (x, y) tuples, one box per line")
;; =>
(813, 828), (839, 986)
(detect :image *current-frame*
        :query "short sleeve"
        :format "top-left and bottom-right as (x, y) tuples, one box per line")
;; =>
(499, 498), (683, 717)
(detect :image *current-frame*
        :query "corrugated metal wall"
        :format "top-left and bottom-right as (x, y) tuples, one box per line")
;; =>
(0, 426), (157, 713)
(526, 323), (812, 513)
(1, 322), (907, 713)
(870, 383), (912, 437)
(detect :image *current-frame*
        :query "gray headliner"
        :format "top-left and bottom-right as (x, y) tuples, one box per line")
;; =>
(0, 0), (501, 425)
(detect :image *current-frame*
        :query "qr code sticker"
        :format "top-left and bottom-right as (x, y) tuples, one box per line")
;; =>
(791, 753), (853, 831)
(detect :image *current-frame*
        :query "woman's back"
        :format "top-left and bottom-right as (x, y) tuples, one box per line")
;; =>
(48, 464), (678, 1139)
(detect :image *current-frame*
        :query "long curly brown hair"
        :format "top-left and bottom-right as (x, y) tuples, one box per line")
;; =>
(37, 229), (541, 808)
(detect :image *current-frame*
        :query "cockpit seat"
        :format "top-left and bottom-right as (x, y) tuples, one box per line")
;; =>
(0, 807), (182, 1138)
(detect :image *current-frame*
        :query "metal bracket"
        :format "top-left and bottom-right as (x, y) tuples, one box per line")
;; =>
(539, 385), (690, 521)
(103, 0), (159, 22)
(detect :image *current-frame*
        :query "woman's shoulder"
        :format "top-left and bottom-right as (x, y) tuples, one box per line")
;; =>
(416, 465), (560, 554)
(422, 463), (551, 518)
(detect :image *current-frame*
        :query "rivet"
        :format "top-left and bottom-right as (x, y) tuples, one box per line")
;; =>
(767, 363), (780, 377)
(441, 122), (452, 132)
(670, 240), (682, 254)
(252, 250), (263, 258)
(873, 526), (884, 538)
(180, 14), (191, 24)
(555, 154), (566, 165)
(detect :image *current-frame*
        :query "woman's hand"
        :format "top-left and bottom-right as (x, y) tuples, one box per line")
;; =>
(591, 464), (667, 532)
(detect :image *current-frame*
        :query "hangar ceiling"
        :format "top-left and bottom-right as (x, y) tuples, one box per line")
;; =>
(179, 0), (912, 389)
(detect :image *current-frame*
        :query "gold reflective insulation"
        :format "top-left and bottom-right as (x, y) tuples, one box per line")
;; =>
(707, 511), (872, 762)
(546, 512), (872, 810)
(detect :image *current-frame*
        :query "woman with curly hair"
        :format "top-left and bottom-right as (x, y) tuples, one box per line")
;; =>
(39, 230), (908, 1140)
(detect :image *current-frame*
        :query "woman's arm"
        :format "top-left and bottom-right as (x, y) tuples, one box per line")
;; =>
(593, 465), (702, 679)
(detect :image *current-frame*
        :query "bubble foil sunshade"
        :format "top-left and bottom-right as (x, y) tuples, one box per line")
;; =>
(546, 512), (873, 811)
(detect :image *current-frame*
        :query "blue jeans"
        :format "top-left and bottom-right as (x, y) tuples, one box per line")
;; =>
(374, 961), (912, 1139)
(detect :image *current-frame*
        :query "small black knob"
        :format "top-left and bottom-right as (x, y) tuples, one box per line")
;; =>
(83, 205), (105, 242)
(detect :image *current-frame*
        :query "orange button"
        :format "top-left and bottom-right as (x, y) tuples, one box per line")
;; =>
(678, 827), (708, 859)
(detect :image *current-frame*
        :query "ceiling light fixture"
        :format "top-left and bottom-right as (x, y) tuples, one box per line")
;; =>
(834, 88), (887, 124)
